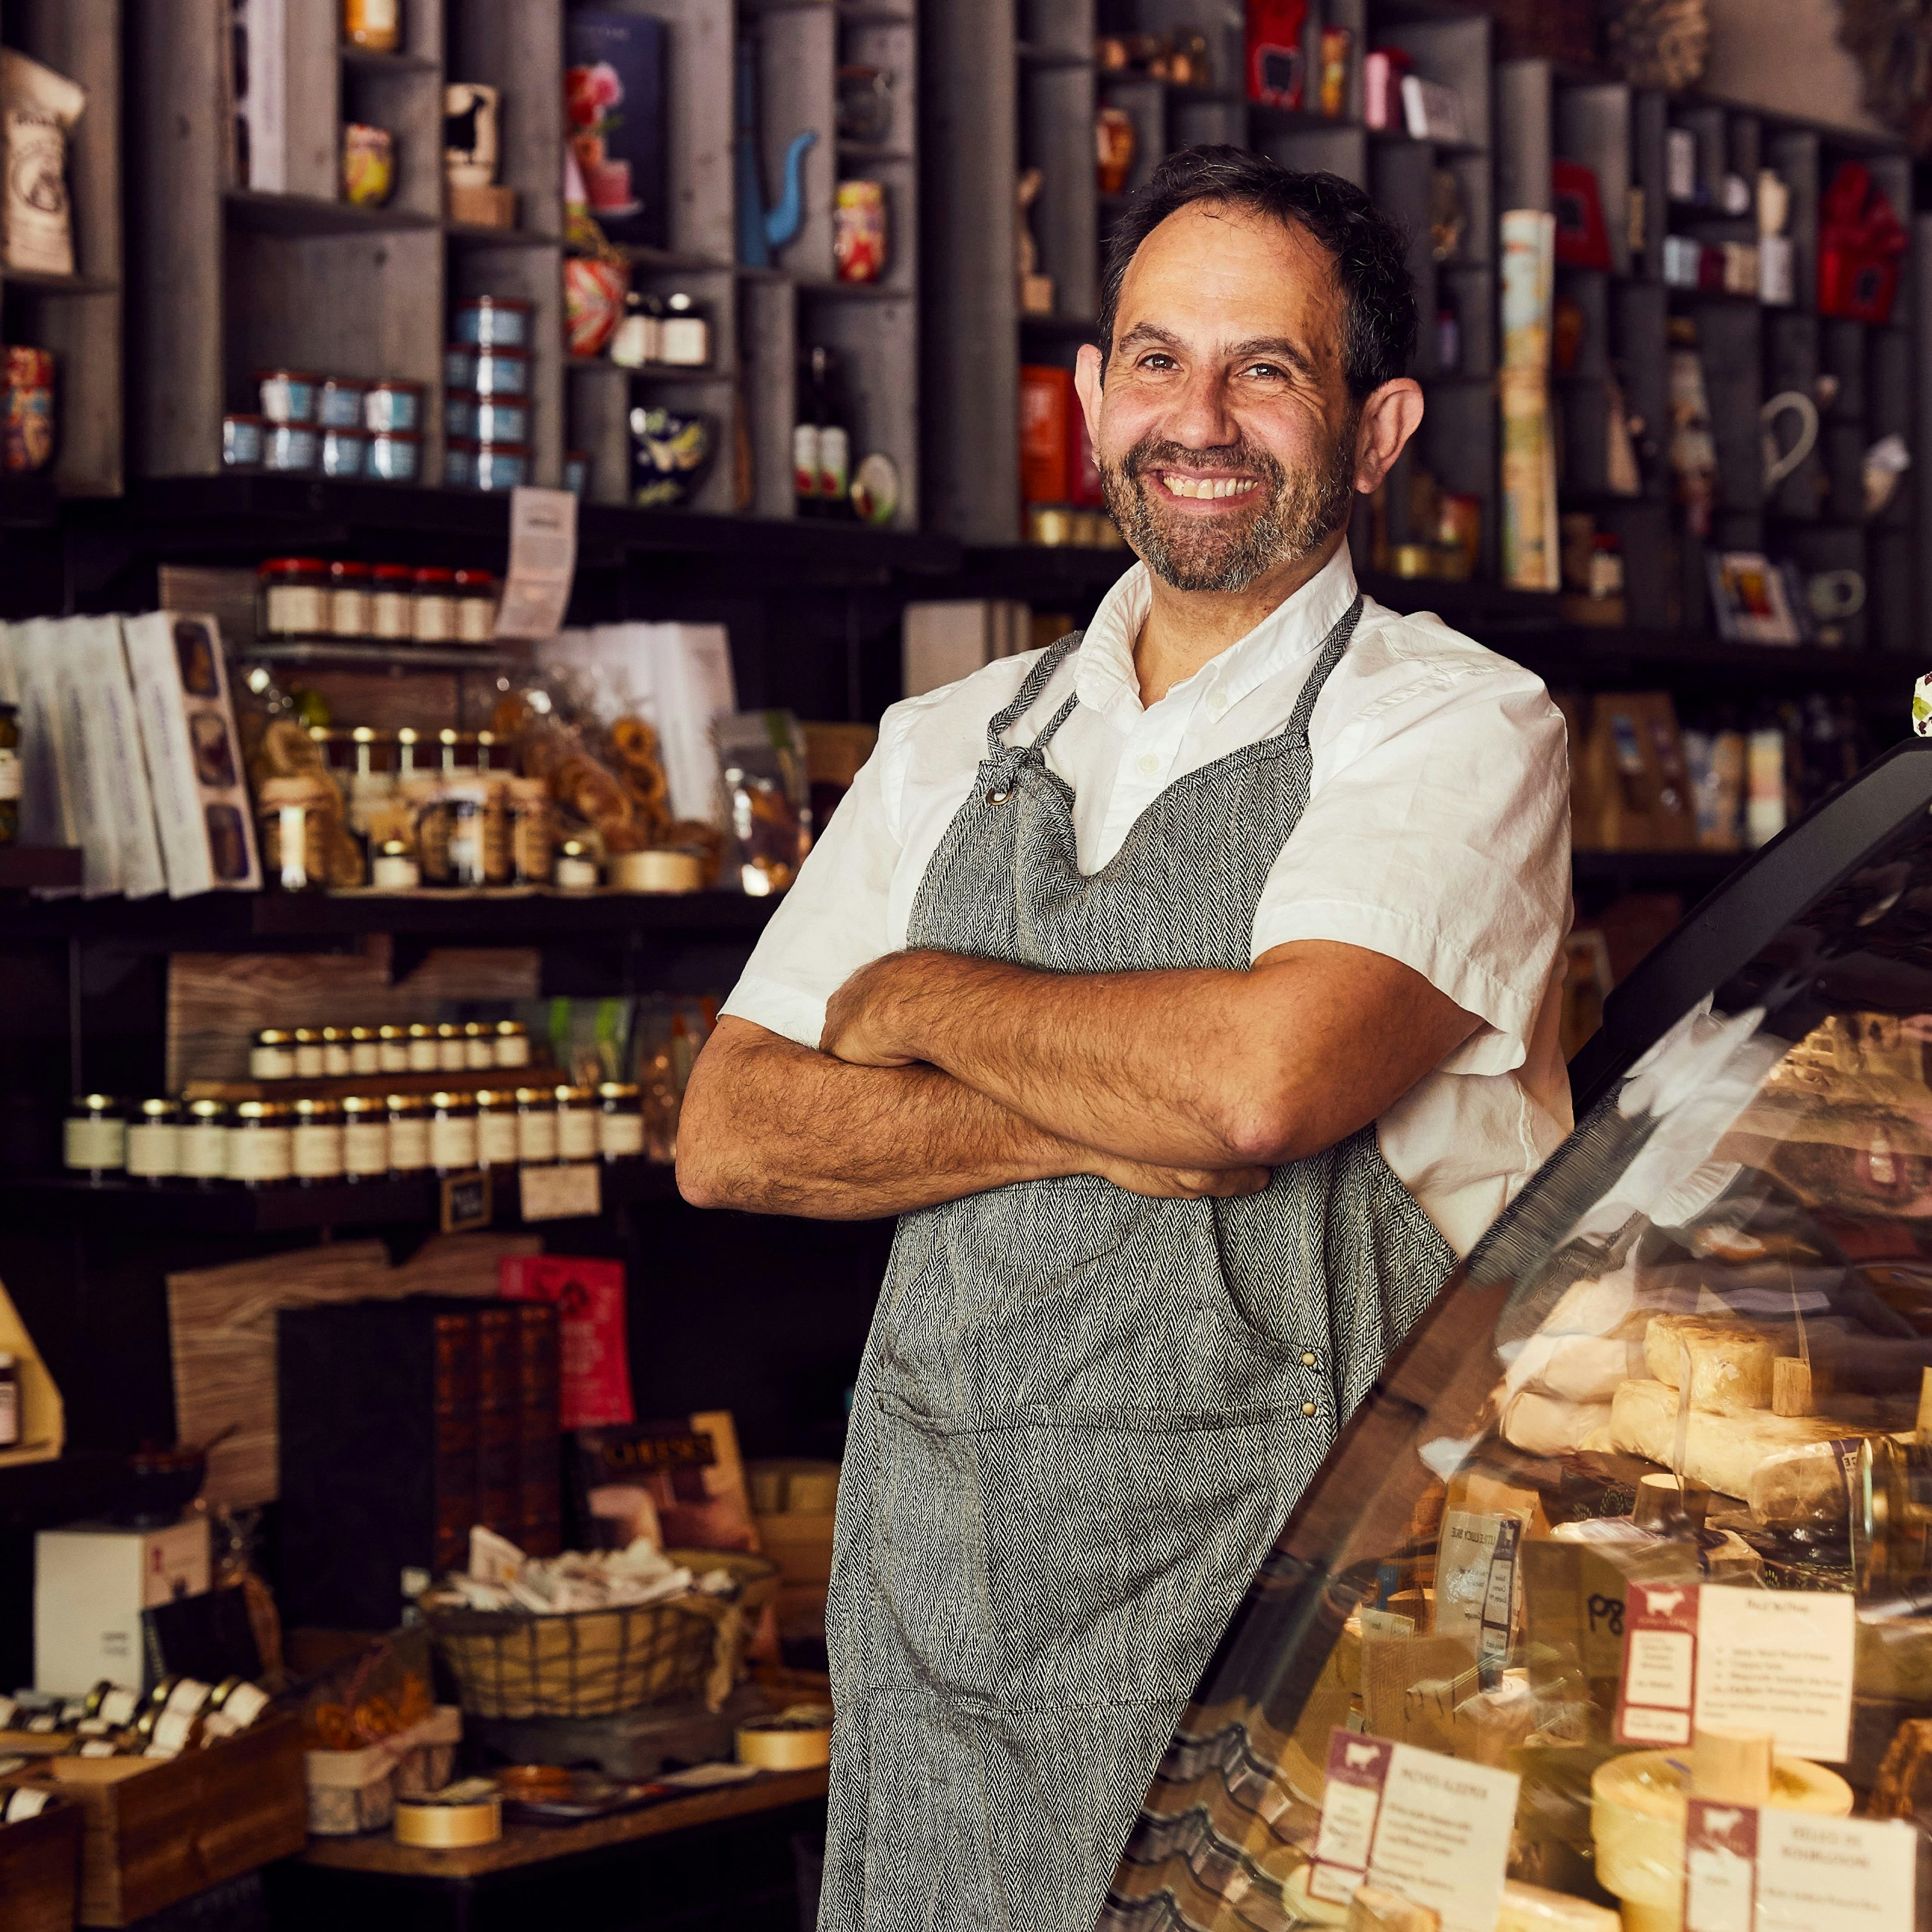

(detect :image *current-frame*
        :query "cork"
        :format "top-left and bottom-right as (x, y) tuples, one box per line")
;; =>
(1773, 1358), (1813, 1418)
(1692, 1725), (1774, 1805)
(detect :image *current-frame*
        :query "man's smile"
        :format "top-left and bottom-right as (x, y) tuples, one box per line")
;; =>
(1150, 471), (1261, 502)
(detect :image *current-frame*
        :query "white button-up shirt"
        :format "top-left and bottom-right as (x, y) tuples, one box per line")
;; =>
(720, 546), (1574, 1255)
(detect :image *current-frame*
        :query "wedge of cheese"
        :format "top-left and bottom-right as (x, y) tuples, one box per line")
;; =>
(1643, 1315), (1776, 1412)
(1606, 1378), (1880, 1504)
(1495, 1881), (1619, 1932)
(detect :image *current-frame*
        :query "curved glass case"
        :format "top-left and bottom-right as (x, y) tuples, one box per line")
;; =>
(1102, 743), (1932, 1932)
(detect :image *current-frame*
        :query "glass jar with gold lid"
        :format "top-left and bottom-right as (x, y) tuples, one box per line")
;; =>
(228, 1102), (292, 1187)
(386, 1094), (430, 1175)
(515, 1085), (558, 1166)
(429, 1091), (478, 1175)
(125, 1099), (182, 1184)
(474, 1088), (519, 1169)
(180, 1099), (230, 1186)
(597, 1082), (645, 1162)
(341, 1094), (389, 1180)
(555, 1084), (598, 1163)
(291, 1098), (345, 1184)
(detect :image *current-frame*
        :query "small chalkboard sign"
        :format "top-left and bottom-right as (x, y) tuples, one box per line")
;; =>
(440, 1169), (492, 1233)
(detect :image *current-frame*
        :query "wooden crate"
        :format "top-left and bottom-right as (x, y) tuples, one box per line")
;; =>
(25, 1715), (305, 1926)
(0, 1798), (83, 1932)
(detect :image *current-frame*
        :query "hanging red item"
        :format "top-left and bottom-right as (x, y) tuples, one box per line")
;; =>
(1247, 0), (1309, 109)
(1817, 160), (1907, 323)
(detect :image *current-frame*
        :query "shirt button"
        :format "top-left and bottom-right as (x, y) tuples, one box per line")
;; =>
(1137, 753), (1159, 775)
(1207, 691), (1228, 715)
(1302, 1402), (1317, 1417)
(1302, 1352), (1317, 1367)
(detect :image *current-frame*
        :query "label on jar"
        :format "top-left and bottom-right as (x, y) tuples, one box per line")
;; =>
(556, 856), (599, 889)
(437, 1038), (466, 1072)
(64, 1115), (126, 1172)
(494, 1035), (531, 1068)
(229, 1125), (292, 1183)
(180, 1123), (230, 1180)
(344, 1119), (390, 1176)
(250, 1044), (295, 1079)
(99, 1687), (139, 1727)
(600, 1112), (646, 1158)
(379, 1039), (411, 1073)
(149, 1708), (198, 1755)
(0, 1376), (18, 1449)
(294, 1043), (325, 1077)
(330, 589), (371, 636)
(293, 1122), (345, 1180)
(517, 1108), (558, 1165)
(372, 853), (420, 890)
(794, 422), (820, 499)
(431, 1113), (478, 1171)
(458, 600), (496, 644)
(479, 1111), (519, 1167)
(464, 1038), (495, 1071)
(125, 1122), (180, 1178)
(219, 1682), (271, 1729)
(266, 583), (329, 636)
(408, 1037), (439, 1071)
(819, 425), (851, 504)
(323, 1043), (352, 1076)
(0, 747), (19, 801)
(389, 1114), (430, 1172)
(557, 1107), (599, 1161)
(415, 597), (456, 643)
(371, 591), (414, 639)
(351, 1042), (381, 1075)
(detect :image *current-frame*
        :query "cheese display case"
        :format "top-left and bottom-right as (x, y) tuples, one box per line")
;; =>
(1103, 742), (1932, 1932)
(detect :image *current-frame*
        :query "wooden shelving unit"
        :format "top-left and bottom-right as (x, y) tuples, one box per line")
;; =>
(1, 0), (124, 498)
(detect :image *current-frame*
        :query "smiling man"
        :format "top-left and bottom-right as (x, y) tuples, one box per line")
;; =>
(677, 148), (1570, 1931)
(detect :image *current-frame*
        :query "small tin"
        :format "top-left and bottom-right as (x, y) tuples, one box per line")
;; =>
(367, 428), (421, 482)
(563, 451), (590, 496)
(364, 379), (424, 433)
(444, 345), (479, 391)
(453, 296), (534, 348)
(472, 345), (531, 396)
(471, 396), (528, 444)
(444, 440), (475, 490)
(222, 413), (264, 468)
(264, 423), (318, 472)
(445, 391), (477, 440)
(454, 441), (529, 492)
(257, 369), (318, 425)
(317, 378), (368, 429)
(319, 425), (369, 478)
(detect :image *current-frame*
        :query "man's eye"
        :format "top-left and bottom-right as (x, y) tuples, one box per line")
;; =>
(1242, 362), (1286, 380)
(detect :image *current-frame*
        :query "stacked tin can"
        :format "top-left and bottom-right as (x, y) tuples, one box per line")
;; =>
(445, 296), (532, 492)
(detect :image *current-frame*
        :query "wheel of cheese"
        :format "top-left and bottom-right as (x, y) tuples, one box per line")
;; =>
(1590, 1748), (1851, 1927)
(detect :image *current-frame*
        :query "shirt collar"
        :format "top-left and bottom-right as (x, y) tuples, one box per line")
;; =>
(1073, 543), (1360, 725)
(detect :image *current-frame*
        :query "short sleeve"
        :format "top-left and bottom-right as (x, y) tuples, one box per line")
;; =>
(1249, 668), (1570, 1077)
(716, 719), (906, 1050)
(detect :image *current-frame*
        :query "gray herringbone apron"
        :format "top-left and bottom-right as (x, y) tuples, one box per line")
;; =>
(819, 596), (1455, 1931)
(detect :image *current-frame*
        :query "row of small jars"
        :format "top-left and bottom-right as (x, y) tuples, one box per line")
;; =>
(65, 1084), (646, 1185)
(250, 1019), (529, 1081)
(0, 1673), (271, 1767)
(257, 557), (499, 646)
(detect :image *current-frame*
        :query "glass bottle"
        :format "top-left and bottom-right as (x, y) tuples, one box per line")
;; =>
(555, 1084), (598, 1163)
(428, 1090), (478, 1175)
(180, 1099), (231, 1186)
(377, 1023), (411, 1074)
(370, 564), (415, 641)
(406, 1022), (438, 1072)
(228, 1101), (293, 1188)
(462, 1021), (495, 1071)
(597, 1082), (645, 1161)
(329, 561), (373, 637)
(435, 1021), (466, 1072)
(125, 1099), (181, 1184)
(348, 1025), (381, 1076)
(474, 1088), (519, 1169)
(291, 1098), (345, 1183)
(386, 1094), (430, 1175)
(292, 1027), (325, 1078)
(64, 1094), (125, 1180)
(494, 1019), (531, 1070)
(320, 1025), (353, 1076)
(340, 1094), (390, 1180)
(250, 1027), (295, 1080)
(515, 1085), (558, 1166)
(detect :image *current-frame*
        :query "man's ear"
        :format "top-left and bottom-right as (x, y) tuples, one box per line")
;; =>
(1352, 377), (1424, 494)
(1074, 342), (1106, 449)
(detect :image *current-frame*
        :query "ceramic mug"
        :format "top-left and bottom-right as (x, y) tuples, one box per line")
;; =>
(1760, 388), (1818, 492)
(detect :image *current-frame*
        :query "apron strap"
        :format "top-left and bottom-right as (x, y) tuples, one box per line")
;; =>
(1259, 591), (1364, 759)
(985, 633), (1083, 761)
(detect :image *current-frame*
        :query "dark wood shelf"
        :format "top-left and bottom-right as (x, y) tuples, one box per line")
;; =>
(0, 1160), (679, 1232)
(0, 847), (82, 890)
(223, 190), (443, 238)
(0, 473), (59, 528)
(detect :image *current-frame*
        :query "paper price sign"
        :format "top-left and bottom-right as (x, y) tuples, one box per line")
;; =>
(1683, 1800), (1915, 1932)
(1615, 1583), (1855, 1761)
(1307, 1730), (1518, 1932)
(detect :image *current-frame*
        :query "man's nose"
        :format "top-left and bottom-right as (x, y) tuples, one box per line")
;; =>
(1163, 367), (1239, 456)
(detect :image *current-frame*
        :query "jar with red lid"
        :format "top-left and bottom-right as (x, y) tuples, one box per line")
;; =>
(413, 568), (458, 643)
(370, 564), (415, 641)
(328, 561), (373, 637)
(454, 571), (498, 643)
(257, 557), (330, 639)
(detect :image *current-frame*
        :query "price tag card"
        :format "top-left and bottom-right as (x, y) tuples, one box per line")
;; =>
(519, 1162), (602, 1222)
(1616, 1584), (1854, 1761)
(1683, 1801), (1914, 1932)
(494, 486), (578, 639)
(1307, 1730), (1518, 1932)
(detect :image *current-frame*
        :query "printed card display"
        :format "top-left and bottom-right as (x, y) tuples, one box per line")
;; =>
(1308, 1730), (1518, 1932)
(495, 486), (578, 639)
(499, 1253), (635, 1429)
(518, 1161), (602, 1223)
(1684, 1799), (1915, 1932)
(1616, 1584), (1855, 1761)
(1433, 1508), (1525, 1657)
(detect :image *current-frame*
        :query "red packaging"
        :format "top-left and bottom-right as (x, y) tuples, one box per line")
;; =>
(1247, 0), (1309, 109)
(1020, 363), (1076, 504)
(1818, 162), (1907, 323)
(499, 1253), (636, 1430)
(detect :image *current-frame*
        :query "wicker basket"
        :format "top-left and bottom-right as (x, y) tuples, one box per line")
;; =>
(425, 1549), (779, 1719)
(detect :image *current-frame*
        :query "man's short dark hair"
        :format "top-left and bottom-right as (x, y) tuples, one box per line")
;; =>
(1096, 146), (1417, 400)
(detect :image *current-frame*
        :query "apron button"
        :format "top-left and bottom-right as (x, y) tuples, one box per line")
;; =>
(1302, 1401), (1317, 1417)
(987, 787), (1011, 803)
(1302, 1352), (1317, 1367)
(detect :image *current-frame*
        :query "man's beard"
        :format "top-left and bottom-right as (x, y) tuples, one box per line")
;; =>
(1098, 418), (1358, 593)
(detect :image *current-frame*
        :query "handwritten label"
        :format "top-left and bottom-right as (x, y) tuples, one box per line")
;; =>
(519, 1162), (602, 1222)
(1616, 1585), (1855, 1761)
(1684, 1802), (1914, 1932)
(1308, 1730), (1518, 1932)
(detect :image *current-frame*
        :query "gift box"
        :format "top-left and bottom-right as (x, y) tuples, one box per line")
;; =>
(1817, 160), (1906, 324)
